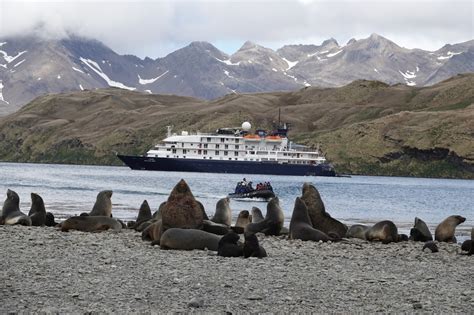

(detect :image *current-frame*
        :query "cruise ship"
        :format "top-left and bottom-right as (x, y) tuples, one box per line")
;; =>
(117, 122), (336, 176)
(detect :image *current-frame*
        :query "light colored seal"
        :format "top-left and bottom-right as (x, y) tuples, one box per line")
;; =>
(245, 197), (285, 236)
(211, 197), (232, 226)
(28, 193), (46, 226)
(409, 217), (433, 242)
(1, 189), (31, 226)
(365, 220), (398, 244)
(251, 207), (264, 223)
(60, 216), (122, 232)
(346, 224), (369, 240)
(289, 197), (334, 242)
(301, 183), (348, 238)
(435, 215), (466, 243)
(89, 190), (113, 217)
(234, 210), (251, 230)
(160, 228), (222, 251)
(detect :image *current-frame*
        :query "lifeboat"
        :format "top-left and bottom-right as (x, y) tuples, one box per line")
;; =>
(264, 135), (281, 141)
(243, 134), (261, 140)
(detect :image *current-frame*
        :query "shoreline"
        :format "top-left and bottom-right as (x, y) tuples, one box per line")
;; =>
(1, 225), (472, 313)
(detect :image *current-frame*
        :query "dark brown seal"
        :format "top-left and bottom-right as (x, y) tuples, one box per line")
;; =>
(345, 224), (369, 240)
(243, 233), (267, 258)
(60, 216), (122, 232)
(289, 197), (334, 242)
(217, 231), (243, 257)
(89, 190), (113, 217)
(409, 217), (433, 242)
(301, 183), (347, 238)
(28, 193), (46, 226)
(1, 189), (31, 226)
(365, 220), (398, 244)
(160, 179), (205, 233)
(159, 228), (222, 251)
(435, 215), (466, 243)
(244, 197), (284, 236)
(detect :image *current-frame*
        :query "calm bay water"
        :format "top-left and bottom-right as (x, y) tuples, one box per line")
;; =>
(0, 162), (472, 239)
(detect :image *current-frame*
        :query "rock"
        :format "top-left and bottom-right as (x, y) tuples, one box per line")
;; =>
(188, 298), (204, 308)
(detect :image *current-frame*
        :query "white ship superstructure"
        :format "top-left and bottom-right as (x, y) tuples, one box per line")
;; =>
(145, 123), (327, 166)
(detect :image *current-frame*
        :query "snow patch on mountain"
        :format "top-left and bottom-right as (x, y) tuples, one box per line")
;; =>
(145, 90), (152, 94)
(79, 84), (84, 91)
(282, 57), (298, 70)
(138, 71), (169, 85)
(327, 50), (343, 57)
(215, 57), (241, 66)
(437, 51), (462, 60)
(13, 59), (25, 68)
(0, 50), (27, 64)
(80, 57), (135, 91)
(72, 66), (84, 74)
(0, 81), (9, 104)
(399, 67), (419, 86)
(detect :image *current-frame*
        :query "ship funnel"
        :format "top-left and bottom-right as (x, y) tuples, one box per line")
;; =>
(242, 121), (251, 131)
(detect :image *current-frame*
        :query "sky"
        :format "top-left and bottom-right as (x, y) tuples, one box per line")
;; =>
(0, 0), (473, 59)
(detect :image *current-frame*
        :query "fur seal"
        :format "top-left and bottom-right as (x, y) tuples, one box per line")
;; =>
(422, 241), (439, 253)
(1, 189), (32, 226)
(28, 193), (46, 226)
(61, 216), (122, 232)
(435, 215), (466, 243)
(243, 233), (267, 258)
(245, 197), (284, 236)
(136, 200), (152, 225)
(460, 228), (473, 255)
(161, 179), (205, 233)
(89, 190), (113, 217)
(141, 220), (163, 245)
(217, 231), (243, 257)
(45, 212), (58, 227)
(409, 217), (433, 242)
(232, 210), (251, 234)
(289, 197), (335, 242)
(211, 197), (232, 226)
(365, 220), (398, 244)
(346, 224), (369, 240)
(160, 228), (222, 251)
(301, 183), (347, 238)
(251, 207), (264, 223)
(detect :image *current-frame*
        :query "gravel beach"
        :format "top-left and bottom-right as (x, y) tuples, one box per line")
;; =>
(1, 225), (472, 313)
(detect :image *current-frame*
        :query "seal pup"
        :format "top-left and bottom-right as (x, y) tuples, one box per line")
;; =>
(160, 228), (222, 251)
(460, 228), (473, 255)
(301, 183), (347, 238)
(28, 193), (46, 226)
(409, 217), (433, 242)
(1, 189), (32, 226)
(89, 190), (113, 217)
(251, 207), (265, 223)
(435, 215), (466, 243)
(61, 216), (122, 232)
(289, 197), (335, 242)
(232, 210), (251, 234)
(365, 220), (398, 244)
(45, 212), (58, 227)
(160, 179), (205, 233)
(245, 197), (284, 236)
(346, 224), (369, 240)
(211, 197), (232, 226)
(217, 231), (244, 257)
(422, 241), (439, 253)
(243, 233), (267, 258)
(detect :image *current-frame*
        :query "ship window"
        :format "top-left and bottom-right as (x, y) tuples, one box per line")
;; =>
(203, 150), (207, 155)
(166, 155), (169, 158)
(220, 138), (225, 143)
(216, 144), (220, 149)
(235, 139), (239, 143)
(224, 151), (228, 156)
(250, 151), (255, 154)
(235, 145), (239, 149)
(225, 144), (228, 149)
(172, 149), (177, 154)
(183, 149), (187, 154)
(234, 152), (238, 156)
(229, 158), (232, 160)
(166, 148), (170, 151)
(209, 157), (212, 159)
(183, 156), (186, 158)
(182, 143), (184, 147)
(207, 137), (211, 142)
(198, 150), (201, 154)
(234, 158), (238, 160)
(155, 155), (158, 157)
(215, 151), (219, 155)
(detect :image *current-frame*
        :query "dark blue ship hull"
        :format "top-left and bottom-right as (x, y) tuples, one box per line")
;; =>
(117, 155), (336, 176)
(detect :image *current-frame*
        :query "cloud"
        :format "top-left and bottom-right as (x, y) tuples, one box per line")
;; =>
(0, 0), (472, 58)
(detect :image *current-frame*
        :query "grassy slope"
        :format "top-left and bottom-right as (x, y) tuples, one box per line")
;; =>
(0, 74), (473, 178)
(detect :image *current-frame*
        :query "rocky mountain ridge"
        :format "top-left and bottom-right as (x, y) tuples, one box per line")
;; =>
(0, 34), (473, 114)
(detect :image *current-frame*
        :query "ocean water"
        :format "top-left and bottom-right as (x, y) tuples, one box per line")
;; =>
(0, 162), (472, 240)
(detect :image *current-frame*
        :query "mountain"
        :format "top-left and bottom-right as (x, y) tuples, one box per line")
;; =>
(0, 73), (473, 178)
(0, 34), (473, 114)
